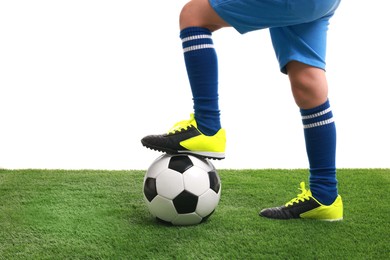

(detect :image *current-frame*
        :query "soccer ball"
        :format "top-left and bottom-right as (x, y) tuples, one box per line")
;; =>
(143, 154), (221, 225)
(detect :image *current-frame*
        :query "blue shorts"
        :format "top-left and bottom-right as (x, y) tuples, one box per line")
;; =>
(209, 0), (341, 73)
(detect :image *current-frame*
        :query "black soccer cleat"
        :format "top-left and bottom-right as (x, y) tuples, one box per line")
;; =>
(141, 114), (226, 160)
(259, 182), (343, 221)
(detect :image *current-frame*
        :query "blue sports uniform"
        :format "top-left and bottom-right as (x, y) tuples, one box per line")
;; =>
(209, 0), (341, 73)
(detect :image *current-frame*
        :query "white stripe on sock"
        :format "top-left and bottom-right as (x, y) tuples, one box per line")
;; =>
(182, 34), (212, 43)
(301, 107), (332, 120)
(183, 44), (214, 53)
(303, 118), (335, 129)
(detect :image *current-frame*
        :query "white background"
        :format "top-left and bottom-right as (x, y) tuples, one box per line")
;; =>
(1, 1), (389, 170)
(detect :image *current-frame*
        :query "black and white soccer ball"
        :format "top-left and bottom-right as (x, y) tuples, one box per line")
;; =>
(143, 154), (221, 226)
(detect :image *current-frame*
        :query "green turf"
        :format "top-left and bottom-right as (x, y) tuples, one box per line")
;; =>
(0, 168), (389, 259)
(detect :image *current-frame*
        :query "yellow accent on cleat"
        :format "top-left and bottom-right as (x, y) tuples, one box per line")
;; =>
(167, 114), (226, 159)
(300, 194), (343, 221)
(290, 182), (343, 221)
(179, 128), (226, 157)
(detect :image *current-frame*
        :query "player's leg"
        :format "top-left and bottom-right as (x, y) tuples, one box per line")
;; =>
(141, 0), (230, 159)
(260, 7), (343, 220)
(288, 61), (338, 205)
(178, 0), (230, 137)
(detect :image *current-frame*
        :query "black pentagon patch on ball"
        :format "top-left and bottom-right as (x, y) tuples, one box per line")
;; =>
(208, 170), (221, 193)
(168, 155), (194, 174)
(173, 190), (198, 214)
(144, 177), (157, 202)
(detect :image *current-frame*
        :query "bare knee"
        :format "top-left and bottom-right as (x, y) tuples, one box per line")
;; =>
(287, 61), (329, 109)
(179, 0), (229, 31)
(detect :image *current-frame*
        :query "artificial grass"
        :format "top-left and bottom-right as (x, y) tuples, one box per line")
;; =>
(0, 168), (389, 259)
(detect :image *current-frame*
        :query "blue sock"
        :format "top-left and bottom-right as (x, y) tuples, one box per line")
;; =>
(180, 27), (221, 136)
(301, 100), (338, 205)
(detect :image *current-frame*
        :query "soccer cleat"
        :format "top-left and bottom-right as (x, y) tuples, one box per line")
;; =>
(141, 114), (226, 160)
(259, 182), (343, 221)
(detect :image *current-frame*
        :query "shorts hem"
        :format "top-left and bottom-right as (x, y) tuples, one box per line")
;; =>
(280, 57), (326, 74)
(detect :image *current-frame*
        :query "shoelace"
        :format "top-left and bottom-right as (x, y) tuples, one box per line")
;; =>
(168, 114), (196, 134)
(285, 182), (311, 206)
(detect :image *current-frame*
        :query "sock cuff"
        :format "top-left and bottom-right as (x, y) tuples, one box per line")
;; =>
(180, 27), (214, 54)
(300, 100), (334, 129)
